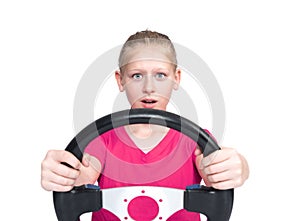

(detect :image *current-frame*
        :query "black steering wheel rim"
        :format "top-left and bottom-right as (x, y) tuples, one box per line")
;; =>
(66, 108), (220, 162)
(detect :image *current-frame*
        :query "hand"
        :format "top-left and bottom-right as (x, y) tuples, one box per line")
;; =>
(41, 150), (91, 192)
(195, 147), (249, 190)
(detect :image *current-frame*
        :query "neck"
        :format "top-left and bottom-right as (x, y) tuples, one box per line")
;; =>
(126, 124), (168, 138)
(124, 124), (169, 152)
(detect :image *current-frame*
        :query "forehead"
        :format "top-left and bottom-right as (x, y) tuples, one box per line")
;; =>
(121, 45), (176, 72)
(122, 45), (174, 65)
(124, 59), (174, 72)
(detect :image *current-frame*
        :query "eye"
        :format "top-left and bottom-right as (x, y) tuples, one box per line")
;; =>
(132, 73), (143, 80)
(155, 72), (167, 80)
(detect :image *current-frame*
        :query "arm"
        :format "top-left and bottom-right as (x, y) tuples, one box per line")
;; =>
(195, 147), (249, 190)
(41, 150), (101, 192)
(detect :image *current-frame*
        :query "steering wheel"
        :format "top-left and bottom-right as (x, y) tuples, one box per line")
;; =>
(53, 108), (234, 221)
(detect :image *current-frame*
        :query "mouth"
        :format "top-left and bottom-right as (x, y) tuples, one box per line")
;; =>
(141, 98), (158, 104)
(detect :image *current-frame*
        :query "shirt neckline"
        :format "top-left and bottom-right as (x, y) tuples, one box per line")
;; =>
(115, 126), (176, 157)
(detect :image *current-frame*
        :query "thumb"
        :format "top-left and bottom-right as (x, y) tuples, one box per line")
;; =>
(82, 153), (91, 167)
(195, 150), (204, 170)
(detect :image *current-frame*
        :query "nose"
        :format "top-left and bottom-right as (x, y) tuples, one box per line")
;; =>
(143, 75), (155, 94)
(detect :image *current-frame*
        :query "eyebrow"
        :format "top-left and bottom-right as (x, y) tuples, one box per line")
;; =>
(127, 68), (144, 72)
(153, 68), (170, 72)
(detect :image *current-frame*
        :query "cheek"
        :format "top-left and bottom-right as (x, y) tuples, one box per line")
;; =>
(156, 82), (174, 98)
(124, 84), (143, 103)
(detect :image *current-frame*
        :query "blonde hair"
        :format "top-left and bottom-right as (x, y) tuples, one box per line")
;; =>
(118, 30), (177, 71)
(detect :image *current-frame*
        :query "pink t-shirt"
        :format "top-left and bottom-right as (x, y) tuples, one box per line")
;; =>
(85, 127), (202, 221)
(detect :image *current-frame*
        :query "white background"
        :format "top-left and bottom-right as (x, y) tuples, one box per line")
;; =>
(1, 0), (299, 220)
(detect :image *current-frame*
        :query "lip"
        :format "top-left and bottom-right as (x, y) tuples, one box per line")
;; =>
(140, 98), (158, 108)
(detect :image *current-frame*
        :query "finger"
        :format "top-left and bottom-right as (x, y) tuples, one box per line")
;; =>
(43, 169), (77, 187)
(58, 150), (82, 170)
(211, 179), (236, 190)
(87, 155), (102, 173)
(201, 151), (221, 167)
(206, 170), (233, 184)
(201, 148), (235, 167)
(52, 162), (81, 179)
(194, 148), (201, 156)
(42, 155), (81, 179)
(207, 169), (244, 189)
(195, 153), (204, 170)
(203, 159), (231, 175)
(41, 180), (74, 192)
(82, 153), (92, 167)
(46, 150), (82, 170)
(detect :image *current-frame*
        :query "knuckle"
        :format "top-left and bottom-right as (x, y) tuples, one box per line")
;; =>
(73, 170), (80, 179)
(40, 180), (47, 189)
(204, 166), (214, 175)
(232, 167), (242, 181)
(61, 150), (70, 159)
(46, 149), (56, 158)
(66, 169), (79, 179)
(209, 175), (217, 183)
(62, 186), (73, 192)
(41, 170), (48, 180)
(41, 160), (47, 169)
(41, 158), (51, 167)
(41, 180), (53, 191)
(236, 167), (242, 176)
(235, 177), (244, 187)
(60, 177), (74, 186)
(212, 182), (223, 190)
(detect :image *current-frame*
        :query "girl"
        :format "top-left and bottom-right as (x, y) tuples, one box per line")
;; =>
(41, 30), (249, 220)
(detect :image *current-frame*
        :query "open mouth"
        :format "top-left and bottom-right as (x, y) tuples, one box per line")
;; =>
(141, 99), (157, 104)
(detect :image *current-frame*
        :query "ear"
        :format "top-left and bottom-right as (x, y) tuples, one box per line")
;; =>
(173, 68), (181, 90)
(115, 70), (124, 92)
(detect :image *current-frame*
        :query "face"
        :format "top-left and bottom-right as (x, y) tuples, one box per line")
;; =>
(115, 48), (181, 110)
